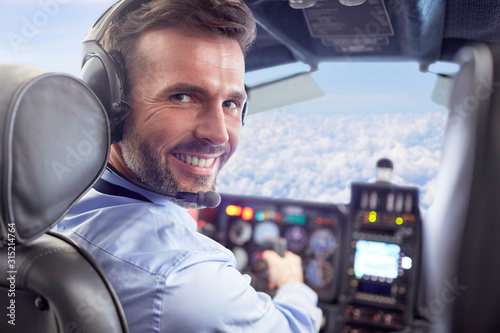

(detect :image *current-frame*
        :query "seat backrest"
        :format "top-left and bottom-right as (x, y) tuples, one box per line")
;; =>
(424, 43), (500, 332)
(0, 65), (128, 332)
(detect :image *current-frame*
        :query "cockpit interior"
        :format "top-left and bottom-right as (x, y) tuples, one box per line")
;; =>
(1, 0), (500, 332)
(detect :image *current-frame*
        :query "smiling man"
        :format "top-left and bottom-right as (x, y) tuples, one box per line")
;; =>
(113, 28), (245, 205)
(55, 0), (322, 332)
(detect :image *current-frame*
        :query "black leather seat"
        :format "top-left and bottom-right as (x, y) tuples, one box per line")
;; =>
(425, 42), (500, 332)
(0, 65), (128, 332)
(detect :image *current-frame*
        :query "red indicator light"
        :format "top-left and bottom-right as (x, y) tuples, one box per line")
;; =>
(316, 217), (323, 225)
(274, 212), (281, 222)
(197, 220), (206, 231)
(241, 207), (254, 220)
(226, 205), (242, 216)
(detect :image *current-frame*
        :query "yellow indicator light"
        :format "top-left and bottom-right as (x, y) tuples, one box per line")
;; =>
(226, 205), (242, 216)
(369, 211), (377, 222)
(396, 217), (404, 225)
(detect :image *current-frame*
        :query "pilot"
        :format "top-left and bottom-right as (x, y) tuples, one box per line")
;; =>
(55, 0), (322, 332)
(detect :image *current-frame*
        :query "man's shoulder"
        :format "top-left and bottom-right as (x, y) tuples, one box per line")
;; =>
(55, 189), (234, 276)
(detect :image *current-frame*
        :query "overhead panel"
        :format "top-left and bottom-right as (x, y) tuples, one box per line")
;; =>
(243, 0), (447, 71)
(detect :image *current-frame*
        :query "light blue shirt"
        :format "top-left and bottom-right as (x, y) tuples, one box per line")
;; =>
(55, 170), (323, 332)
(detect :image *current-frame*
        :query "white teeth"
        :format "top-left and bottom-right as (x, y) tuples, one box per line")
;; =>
(175, 154), (215, 168)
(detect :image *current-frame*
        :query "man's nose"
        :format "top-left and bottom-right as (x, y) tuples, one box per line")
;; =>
(194, 104), (230, 145)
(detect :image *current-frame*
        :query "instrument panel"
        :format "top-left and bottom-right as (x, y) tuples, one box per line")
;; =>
(197, 194), (347, 301)
(194, 181), (423, 332)
(339, 182), (422, 332)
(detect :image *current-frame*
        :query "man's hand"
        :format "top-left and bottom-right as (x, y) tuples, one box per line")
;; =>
(262, 250), (304, 289)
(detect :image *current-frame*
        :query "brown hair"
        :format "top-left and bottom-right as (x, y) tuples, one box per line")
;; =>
(101, 0), (256, 93)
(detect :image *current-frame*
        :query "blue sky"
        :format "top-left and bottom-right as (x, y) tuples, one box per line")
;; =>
(0, 0), (450, 213)
(0, 0), (117, 74)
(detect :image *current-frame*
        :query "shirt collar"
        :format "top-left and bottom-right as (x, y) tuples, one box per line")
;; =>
(101, 169), (177, 206)
(99, 168), (199, 231)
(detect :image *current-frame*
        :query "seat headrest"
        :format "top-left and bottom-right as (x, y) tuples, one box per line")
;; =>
(0, 65), (110, 244)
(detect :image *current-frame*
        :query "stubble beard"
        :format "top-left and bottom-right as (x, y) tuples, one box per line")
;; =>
(119, 124), (225, 209)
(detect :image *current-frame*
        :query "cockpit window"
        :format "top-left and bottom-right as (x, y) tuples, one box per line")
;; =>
(218, 62), (453, 214)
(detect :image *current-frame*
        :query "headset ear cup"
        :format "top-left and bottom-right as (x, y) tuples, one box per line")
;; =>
(81, 46), (129, 143)
(81, 1), (151, 144)
(107, 50), (130, 143)
(109, 50), (128, 97)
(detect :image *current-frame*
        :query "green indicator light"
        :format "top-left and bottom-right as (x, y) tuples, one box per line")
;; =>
(354, 270), (363, 278)
(396, 217), (403, 225)
(287, 215), (306, 225)
(369, 211), (377, 222)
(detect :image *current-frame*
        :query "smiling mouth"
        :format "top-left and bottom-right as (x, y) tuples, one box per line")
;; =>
(174, 153), (215, 168)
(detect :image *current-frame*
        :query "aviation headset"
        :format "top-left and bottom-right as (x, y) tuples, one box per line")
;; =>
(81, 0), (248, 144)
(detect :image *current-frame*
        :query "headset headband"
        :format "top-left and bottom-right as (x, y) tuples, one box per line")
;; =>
(84, 0), (151, 44)
(81, 0), (153, 143)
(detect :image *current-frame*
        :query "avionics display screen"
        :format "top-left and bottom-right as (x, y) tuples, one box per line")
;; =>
(353, 240), (400, 279)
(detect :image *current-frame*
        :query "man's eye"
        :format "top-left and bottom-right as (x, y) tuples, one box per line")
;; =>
(171, 94), (191, 102)
(223, 100), (239, 109)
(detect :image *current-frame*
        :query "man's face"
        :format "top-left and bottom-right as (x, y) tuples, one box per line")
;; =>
(114, 28), (246, 206)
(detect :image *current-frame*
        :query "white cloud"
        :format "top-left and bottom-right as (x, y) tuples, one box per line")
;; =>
(217, 109), (447, 212)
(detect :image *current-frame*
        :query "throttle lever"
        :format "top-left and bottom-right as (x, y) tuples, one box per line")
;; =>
(274, 237), (287, 257)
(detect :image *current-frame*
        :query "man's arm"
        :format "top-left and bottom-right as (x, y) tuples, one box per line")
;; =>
(161, 249), (322, 332)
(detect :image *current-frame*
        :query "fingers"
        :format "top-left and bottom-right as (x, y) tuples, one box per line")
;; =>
(261, 250), (304, 289)
(262, 249), (279, 263)
(262, 250), (278, 289)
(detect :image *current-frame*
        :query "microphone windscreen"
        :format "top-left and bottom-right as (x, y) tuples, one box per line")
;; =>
(198, 191), (221, 208)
